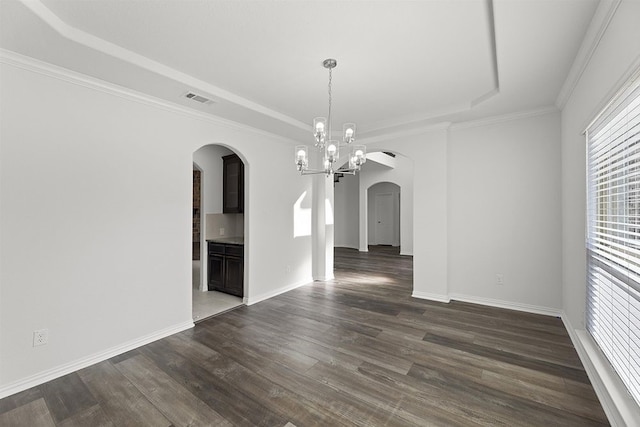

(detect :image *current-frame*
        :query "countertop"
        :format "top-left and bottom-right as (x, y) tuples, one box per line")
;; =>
(206, 236), (244, 245)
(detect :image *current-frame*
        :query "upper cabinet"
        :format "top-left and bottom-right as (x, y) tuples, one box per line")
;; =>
(222, 154), (244, 213)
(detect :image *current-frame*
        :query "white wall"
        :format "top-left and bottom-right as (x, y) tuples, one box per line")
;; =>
(0, 55), (313, 395)
(366, 130), (445, 297)
(369, 114), (562, 311)
(334, 174), (359, 249)
(561, 1), (640, 423)
(367, 182), (400, 246)
(448, 112), (562, 313)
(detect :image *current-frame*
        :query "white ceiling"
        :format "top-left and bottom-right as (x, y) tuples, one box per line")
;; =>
(0, 0), (599, 143)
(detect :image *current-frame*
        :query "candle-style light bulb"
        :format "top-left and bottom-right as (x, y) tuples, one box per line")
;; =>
(313, 118), (327, 147)
(326, 141), (339, 164)
(343, 123), (356, 143)
(295, 145), (308, 172)
(350, 145), (366, 169)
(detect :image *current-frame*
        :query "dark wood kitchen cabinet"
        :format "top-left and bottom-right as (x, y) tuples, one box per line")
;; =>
(224, 255), (243, 297)
(207, 244), (225, 291)
(222, 154), (244, 213)
(207, 241), (243, 297)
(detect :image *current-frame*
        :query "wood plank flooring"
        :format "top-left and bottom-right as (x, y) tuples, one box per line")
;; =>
(0, 246), (609, 426)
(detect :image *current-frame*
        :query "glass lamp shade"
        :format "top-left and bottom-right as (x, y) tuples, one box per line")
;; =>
(349, 144), (366, 169)
(313, 117), (327, 146)
(326, 141), (339, 164)
(323, 157), (331, 173)
(295, 145), (309, 171)
(343, 123), (356, 144)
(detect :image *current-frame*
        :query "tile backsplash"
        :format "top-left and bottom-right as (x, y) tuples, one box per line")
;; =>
(206, 213), (244, 239)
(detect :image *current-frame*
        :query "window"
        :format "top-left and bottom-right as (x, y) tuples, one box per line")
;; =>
(586, 69), (640, 407)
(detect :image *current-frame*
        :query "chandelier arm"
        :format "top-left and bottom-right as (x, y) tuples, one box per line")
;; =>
(334, 168), (357, 175)
(301, 167), (357, 176)
(300, 168), (331, 175)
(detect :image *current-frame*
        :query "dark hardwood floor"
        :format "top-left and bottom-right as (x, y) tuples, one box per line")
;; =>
(0, 246), (608, 426)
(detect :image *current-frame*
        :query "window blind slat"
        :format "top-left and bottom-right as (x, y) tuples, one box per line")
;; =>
(587, 70), (640, 408)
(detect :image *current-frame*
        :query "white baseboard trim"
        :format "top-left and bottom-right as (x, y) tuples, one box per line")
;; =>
(411, 291), (451, 303)
(448, 293), (562, 317)
(244, 277), (312, 306)
(0, 320), (194, 400)
(313, 274), (335, 282)
(561, 313), (640, 427)
(334, 244), (359, 250)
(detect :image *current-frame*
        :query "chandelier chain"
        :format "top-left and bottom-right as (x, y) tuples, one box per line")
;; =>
(327, 67), (332, 138)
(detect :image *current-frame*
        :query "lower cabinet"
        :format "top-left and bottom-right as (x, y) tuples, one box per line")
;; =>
(208, 242), (243, 297)
(208, 253), (224, 291)
(224, 256), (243, 297)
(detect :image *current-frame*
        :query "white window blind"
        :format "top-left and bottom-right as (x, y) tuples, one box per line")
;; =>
(586, 69), (640, 408)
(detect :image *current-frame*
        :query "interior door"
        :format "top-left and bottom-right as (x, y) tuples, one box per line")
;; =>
(375, 193), (394, 245)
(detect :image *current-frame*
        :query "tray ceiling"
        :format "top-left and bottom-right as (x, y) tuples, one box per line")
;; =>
(1, 0), (599, 141)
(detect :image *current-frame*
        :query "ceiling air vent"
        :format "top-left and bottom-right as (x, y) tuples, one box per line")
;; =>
(184, 92), (214, 105)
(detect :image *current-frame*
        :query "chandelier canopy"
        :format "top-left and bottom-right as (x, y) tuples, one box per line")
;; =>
(295, 59), (366, 176)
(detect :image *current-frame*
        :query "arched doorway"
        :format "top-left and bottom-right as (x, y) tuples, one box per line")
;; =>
(354, 150), (413, 256)
(192, 144), (247, 321)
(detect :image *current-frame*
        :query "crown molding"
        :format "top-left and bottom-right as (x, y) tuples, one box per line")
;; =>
(581, 53), (640, 133)
(359, 121), (452, 145)
(17, 0), (310, 133)
(360, 102), (469, 136)
(360, 86), (500, 138)
(358, 105), (560, 143)
(12, 0), (509, 144)
(555, 0), (622, 109)
(0, 49), (297, 144)
(449, 105), (559, 130)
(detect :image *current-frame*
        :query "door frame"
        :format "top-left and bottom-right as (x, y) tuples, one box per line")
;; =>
(374, 192), (395, 245)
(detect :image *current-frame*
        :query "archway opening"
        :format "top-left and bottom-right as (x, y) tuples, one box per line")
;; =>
(191, 143), (248, 321)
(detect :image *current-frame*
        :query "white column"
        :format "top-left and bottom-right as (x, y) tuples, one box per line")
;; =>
(359, 185), (368, 252)
(325, 177), (335, 280)
(312, 174), (335, 281)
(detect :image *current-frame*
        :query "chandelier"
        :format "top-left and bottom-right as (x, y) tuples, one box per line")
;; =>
(295, 59), (366, 176)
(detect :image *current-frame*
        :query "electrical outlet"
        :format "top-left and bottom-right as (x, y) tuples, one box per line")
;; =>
(219, 228), (225, 236)
(496, 274), (504, 285)
(33, 329), (49, 347)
